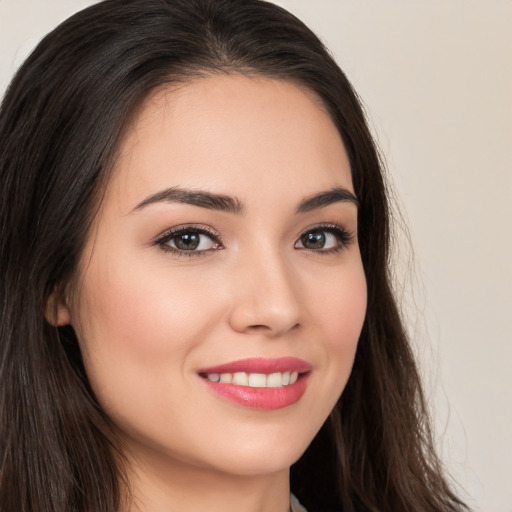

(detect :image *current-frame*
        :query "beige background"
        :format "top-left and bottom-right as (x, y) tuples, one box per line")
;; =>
(1, 1), (511, 511)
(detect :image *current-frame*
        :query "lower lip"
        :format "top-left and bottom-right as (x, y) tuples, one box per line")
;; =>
(201, 373), (310, 410)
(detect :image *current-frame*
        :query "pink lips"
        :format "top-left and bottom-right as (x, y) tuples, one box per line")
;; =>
(198, 357), (312, 410)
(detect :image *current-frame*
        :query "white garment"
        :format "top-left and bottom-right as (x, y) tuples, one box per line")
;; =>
(290, 493), (308, 512)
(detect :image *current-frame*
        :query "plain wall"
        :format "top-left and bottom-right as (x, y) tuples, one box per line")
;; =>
(1, 1), (511, 511)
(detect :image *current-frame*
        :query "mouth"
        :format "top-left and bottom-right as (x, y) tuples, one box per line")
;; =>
(197, 357), (312, 410)
(199, 370), (301, 388)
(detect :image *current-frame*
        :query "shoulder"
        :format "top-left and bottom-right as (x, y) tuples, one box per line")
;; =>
(291, 493), (309, 512)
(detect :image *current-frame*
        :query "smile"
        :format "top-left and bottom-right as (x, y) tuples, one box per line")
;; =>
(197, 357), (311, 410)
(203, 370), (299, 388)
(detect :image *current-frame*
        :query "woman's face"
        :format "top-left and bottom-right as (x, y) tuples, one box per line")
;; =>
(65, 75), (367, 478)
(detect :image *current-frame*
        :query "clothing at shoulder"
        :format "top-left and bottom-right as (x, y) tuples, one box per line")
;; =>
(291, 493), (369, 512)
(291, 493), (308, 512)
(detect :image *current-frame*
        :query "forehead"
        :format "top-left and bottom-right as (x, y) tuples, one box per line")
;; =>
(107, 74), (353, 211)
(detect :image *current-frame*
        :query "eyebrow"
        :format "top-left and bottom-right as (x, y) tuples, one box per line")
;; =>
(131, 186), (358, 215)
(295, 187), (359, 213)
(132, 186), (245, 214)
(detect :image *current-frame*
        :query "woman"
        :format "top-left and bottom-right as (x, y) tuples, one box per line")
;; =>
(0, 1), (469, 511)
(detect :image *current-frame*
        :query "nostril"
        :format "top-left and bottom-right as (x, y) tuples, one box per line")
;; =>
(246, 322), (300, 334)
(247, 324), (271, 330)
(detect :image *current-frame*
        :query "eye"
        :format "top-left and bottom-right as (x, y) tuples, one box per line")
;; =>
(294, 225), (354, 253)
(156, 226), (222, 256)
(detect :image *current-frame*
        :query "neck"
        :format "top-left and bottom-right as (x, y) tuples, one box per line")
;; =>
(120, 445), (291, 512)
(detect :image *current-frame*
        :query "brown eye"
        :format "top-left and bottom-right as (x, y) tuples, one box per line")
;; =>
(294, 226), (353, 252)
(300, 230), (327, 249)
(158, 227), (221, 255)
(173, 232), (202, 250)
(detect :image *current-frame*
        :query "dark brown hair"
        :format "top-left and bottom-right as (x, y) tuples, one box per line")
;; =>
(0, 1), (468, 511)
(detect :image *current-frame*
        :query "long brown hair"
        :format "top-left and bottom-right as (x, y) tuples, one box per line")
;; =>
(0, 1), (468, 511)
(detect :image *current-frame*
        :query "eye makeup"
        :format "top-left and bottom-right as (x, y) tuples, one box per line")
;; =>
(155, 224), (223, 258)
(153, 222), (354, 258)
(294, 223), (355, 255)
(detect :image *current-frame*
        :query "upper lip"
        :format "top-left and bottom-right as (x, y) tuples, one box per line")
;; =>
(197, 357), (312, 375)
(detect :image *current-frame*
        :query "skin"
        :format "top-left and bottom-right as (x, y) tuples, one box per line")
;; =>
(52, 75), (367, 512)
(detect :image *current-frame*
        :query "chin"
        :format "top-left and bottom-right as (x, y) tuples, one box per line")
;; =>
(198, 427), (316, 477)
(210, 447), (305, 477)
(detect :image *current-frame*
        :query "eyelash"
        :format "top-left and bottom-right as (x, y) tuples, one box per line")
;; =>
(155, 225), (223, 258)
(154, 223), (355, 258)
(298, 224), (355, 255)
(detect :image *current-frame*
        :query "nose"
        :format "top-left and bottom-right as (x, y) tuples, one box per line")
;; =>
(228, 250), (302, 337)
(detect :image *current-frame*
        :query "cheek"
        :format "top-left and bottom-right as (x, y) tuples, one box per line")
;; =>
(309, 255), (367, 346)
(71, 256), (226, 453)
(71, 254), (218, 411)
(76, 256), (211, 355)
(309, 259), (367, 393)
(330, 269), (367, 348)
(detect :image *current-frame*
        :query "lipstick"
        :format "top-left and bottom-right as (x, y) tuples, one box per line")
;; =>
(197, 357), (312, 410)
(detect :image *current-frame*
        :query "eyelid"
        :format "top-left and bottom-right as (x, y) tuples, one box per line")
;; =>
(152, 222), (354, 258)
(295, 223), (355, 252)
(154, 224), (223, 257)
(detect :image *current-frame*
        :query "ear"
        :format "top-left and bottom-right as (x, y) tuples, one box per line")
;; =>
(45, 285), (72, 327)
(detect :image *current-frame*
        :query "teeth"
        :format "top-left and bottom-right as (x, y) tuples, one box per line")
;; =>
(248, 373), (267, 387)
(232, 372), (248, 386)
(205, 371), (302, 388)
(219, 373), (232, 384)
(266, 372), (282, 388)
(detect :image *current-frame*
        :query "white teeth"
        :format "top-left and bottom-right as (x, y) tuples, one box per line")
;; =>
(248, 373), (267, 387)
(219, 373), (232, 383)
(232, 372), (248, 386)
(205, 371), (303, 388)
(266, 372), (282, 388)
